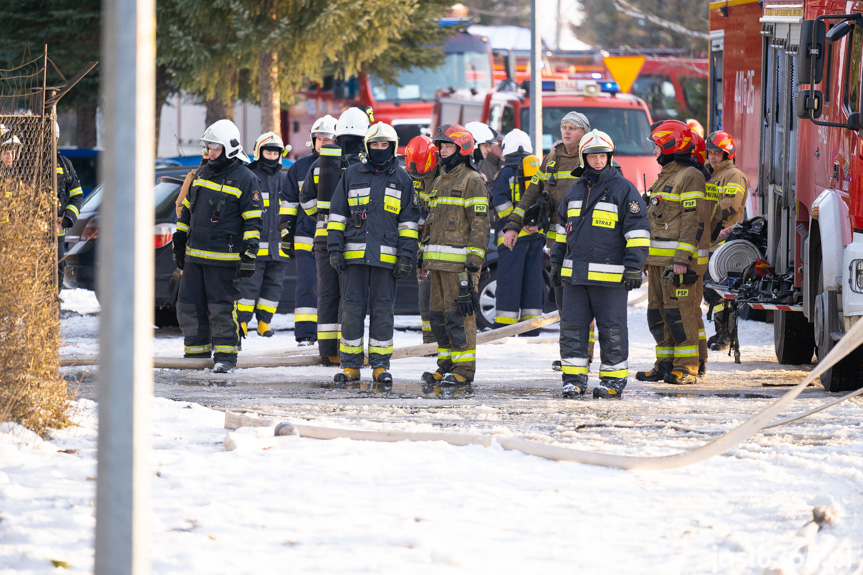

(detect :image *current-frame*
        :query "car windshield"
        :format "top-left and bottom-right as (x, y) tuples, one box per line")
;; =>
(78, 180), (182, 219)
(368, 51), (492, 102)
(522, 106), (654, 156)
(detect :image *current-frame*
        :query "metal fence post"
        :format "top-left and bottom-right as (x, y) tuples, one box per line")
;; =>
(529, 0), (543, 156)
(96, 0), (155, 573)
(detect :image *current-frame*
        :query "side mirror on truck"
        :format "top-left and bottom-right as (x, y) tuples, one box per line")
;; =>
(798, 19), (826, 85)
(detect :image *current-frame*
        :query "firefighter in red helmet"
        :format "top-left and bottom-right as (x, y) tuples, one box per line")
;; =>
(419, 124), (489, 391)
(405, 135), (440, 345)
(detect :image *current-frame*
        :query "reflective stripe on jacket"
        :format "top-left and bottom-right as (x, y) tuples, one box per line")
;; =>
(645, 162), (707, 268)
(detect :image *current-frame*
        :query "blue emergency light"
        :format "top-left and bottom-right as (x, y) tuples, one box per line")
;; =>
(599, 81), (620, 94)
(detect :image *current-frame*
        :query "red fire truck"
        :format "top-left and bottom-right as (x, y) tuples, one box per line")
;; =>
(281, 30), (494, 157)
(431, 80), (661, 193)
(491, 49), (709, 126)
(709, 0), (863, 390)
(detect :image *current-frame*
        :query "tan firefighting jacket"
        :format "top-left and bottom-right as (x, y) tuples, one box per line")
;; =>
(421, 162), (490, 272)
(504, 141), (580, 245)
(646, 161), (708, 270)
(708, 159), (748, 249)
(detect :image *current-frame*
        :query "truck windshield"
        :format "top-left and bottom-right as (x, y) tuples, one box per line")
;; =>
(523, 106), (654, 156)
(368, 51), (492, 103)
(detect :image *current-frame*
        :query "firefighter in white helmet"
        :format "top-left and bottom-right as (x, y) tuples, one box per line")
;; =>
(492, 129), (544, 333)
(326, 122), (420, 387)
(173, 119), (263, 374)
(551, 130), (650, 399)
(299, 107), (371, 364)
(465, 121), (501, 186)
(236, 131), (290, 339)
(281, 114), (338, 347)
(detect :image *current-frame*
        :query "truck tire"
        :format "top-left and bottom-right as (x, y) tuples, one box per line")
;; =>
(814, 258), (863, 392)
(773, 310), (814, 364)
(475, 266), (497, 331)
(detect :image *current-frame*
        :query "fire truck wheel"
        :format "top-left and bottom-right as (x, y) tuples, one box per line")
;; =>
(814, 258), (863, 392)
(773, 310), (814, 365)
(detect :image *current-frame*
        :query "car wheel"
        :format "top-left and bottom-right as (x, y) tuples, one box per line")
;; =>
(476, 266), (497, 331)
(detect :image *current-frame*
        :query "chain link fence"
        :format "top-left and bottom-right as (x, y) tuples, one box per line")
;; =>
(1, 56), (68, 434)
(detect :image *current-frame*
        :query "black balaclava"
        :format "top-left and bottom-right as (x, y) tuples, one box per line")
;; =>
(656, 152), (675, 167)
(581, 154), (611, 187)
(208, 147), (233, 172)
(367, 142), (394, 168)
(258, 145), (282, 174)
(440, 151), (464, 172)
(338, 135), (365, 156)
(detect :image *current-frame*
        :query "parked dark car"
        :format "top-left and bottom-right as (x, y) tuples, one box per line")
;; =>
(63, 167), (552, 328)
(58, 147), (101, 199)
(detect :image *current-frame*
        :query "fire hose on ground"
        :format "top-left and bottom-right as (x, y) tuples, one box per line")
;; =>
(222, 315), (863, 470)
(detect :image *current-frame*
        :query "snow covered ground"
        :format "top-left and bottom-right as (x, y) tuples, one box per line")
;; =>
(2, 288), (863, 574)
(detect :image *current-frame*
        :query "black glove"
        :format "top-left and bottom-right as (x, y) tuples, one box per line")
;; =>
(172, 231), (186, 270)
(62, 216), (73, 228)
(456, 271), (475, 317)
(393, 255), (412, 280)
(238, 254), (256, 278)
(279, 219), (295, 258)
(550, 262), (563, 287)
(522, 203), (542, 227)
(329, 251), (345, 274)
(662, 265), (699, 287)
(624, 267), (643, 291)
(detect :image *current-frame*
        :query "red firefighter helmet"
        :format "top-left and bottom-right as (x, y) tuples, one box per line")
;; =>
(648, 119), (693, 155)
(405, 135), (439, 177)
(433, 123), (475, 156)
(686, 118), (705, 138)
(706, 130), (737, 159)
(690, 130), (707, 165)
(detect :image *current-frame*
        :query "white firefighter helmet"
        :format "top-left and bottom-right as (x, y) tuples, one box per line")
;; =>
(577, 129), (615, 168)
(501, 129), (533, 156)
(200, 119), (250, 163)
(336, 107), (370, 138)
(1, 134), (22, 149)
(464, 121), (496, 145)
(253, 131), (285, 161)
(307, 114), (338, 147)
(363, 122), (399, 156)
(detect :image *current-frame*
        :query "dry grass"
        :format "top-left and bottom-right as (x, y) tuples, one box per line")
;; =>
(0, 178), (70, 436)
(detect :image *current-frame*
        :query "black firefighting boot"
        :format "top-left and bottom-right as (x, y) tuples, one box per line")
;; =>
(213, 362), (235, 374)
(240, 322), (248, 337)
(708, 310), (731, 351)
(664, 369), (697, 385)
(421, 369), (446, 385)
(698, 360), (707, 377)
(593, 377), (627, 399)
(333, 367), (361, 387)
(373, 368), (393, 383)
(441, 373), (472, 386)
(551, 360), (562, 372)
(256, 321), (273, 338)
(321, 356), (342, 367)
(635, 362), (672, 382)
(562, 375), (588, 399)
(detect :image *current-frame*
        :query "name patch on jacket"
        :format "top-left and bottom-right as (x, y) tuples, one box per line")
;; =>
(592, 215), (615, 228)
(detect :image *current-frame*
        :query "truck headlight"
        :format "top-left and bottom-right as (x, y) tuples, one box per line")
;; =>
(851, 260), (863, 293)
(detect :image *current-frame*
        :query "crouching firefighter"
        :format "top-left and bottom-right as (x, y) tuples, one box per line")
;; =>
(420, 124), (490, 388)
(636, 120), (708, 385)
(300, 107), (371, 365)
(173, 120), (263, 374)
(327, 122), (420, 387)
(237, 131), (290, 339)
(551, 130), (649, 399)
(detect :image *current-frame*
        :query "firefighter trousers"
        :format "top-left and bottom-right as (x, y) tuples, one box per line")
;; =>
(495, 237), (543, 335)
(554, 278), (595, 359)
(560, 283), (628, 384)
(339, 265), (397, 369)
(176, 262), (241, 366)
(417, 268), (435, 344)
(314, 239), (342, 359)
(293, 247), (318, 341)
(237, 259), (287, 325)
(646, 265), (701, 375)
(429, 269), (478, 381)
(695, 279), (707, 364)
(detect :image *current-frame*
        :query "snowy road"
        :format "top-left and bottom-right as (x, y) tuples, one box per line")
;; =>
(1, 288), (860, 574)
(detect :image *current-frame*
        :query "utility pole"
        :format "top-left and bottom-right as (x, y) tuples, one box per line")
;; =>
(529, 0), (543, 156)
(96, 0), (155, 572)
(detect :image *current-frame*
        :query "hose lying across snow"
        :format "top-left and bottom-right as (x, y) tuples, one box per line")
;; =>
(224, 316), (863, 470)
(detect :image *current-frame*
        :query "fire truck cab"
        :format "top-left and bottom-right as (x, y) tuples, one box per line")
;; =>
(710, 0), (863, 390)
(432, 79), (660, 193)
